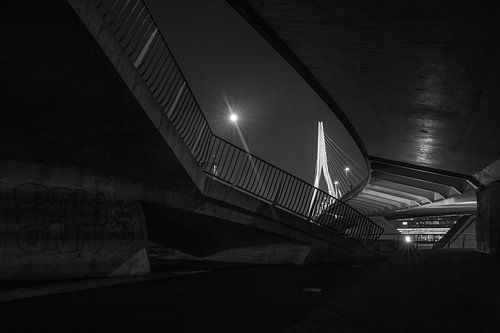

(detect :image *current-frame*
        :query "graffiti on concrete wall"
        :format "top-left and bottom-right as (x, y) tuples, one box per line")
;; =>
(109, 198), (137, 245)
(7, 183), (142, 254)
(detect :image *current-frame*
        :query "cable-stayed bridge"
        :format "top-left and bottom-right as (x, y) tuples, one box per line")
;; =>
(311, 121), (368, 200)
(311, 121), (478, 220)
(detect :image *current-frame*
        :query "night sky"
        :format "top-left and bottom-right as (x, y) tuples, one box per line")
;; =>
(145, 0), (365, 186)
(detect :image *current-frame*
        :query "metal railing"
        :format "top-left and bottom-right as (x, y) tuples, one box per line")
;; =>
(93, 0), (384, 246)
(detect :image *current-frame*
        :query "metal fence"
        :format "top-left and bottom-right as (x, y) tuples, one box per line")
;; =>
(94, 0), (384, 245)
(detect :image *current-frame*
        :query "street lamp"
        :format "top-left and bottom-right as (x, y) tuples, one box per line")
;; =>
(227, 111), (259, 189)
(334, 180), (339, 198)
(344, 167), (351, 190)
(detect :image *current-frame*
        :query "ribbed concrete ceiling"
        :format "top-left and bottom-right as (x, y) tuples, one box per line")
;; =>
(346, 158), (477, 216)
(228, 0), (500, 175)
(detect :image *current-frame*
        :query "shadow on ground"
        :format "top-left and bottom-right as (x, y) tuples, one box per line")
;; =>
(0, 248), (498, 332)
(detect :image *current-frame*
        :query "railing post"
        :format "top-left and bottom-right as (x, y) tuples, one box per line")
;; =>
(307, 190), (318, 222)
(231, 155), (243, 188)
(272, 180), (283, 206)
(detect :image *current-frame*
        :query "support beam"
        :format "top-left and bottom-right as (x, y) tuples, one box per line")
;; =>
(366, 184), (431, 205)
(358, 192), (407, 208)
(353, 195), (400, 211)
(372, 171), (461, 198)
(348, 201), (379, 214)
(371, 160), (474, 193)
(363, 189), (420, 207)
(371, 177), (446, 201)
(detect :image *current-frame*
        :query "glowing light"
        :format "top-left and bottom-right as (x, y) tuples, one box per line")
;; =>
(334, 181), (339, 185)
(405, 236), (412, 243)
(310, 121), (336, 208)
(345, 167), (350, 172)
(229, 113), (238, 122)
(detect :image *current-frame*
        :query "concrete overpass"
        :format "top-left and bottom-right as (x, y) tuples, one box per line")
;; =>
(228, 0), (500, 254)
(0, 0), (383, 279)
(2, 1), (500, 329)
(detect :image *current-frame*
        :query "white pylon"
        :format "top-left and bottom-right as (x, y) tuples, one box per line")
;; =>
(309, 122), (339, 216)
(314, 122), (336, 195)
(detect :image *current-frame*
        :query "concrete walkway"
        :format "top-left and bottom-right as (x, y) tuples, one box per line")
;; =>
(0, 249), (498, 332)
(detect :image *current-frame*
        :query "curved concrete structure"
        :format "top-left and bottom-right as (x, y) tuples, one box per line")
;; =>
(226, 0), (500, 250)
(1, 0), (381, 279)
(227, 0), (500, 175)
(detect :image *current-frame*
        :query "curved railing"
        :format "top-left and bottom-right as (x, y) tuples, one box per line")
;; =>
(341, 176), (369, 202)
(93, 0), (384, 246)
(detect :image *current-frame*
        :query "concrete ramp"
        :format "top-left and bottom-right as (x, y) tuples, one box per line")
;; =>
(0, 0), (382, 279)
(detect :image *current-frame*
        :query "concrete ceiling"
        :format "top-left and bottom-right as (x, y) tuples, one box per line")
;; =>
(346, 157), (478, 217)
(228, 0), (500, 175)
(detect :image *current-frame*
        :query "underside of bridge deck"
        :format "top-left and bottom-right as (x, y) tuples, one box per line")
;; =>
(227, 0), (500, 175)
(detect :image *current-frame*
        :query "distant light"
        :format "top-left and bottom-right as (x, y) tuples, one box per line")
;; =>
(229, 113), (238, 122)
(405, 236), (411, 243)
(402, 221), (408, 225)
(334, 181), (339, 185)
(345, 167), (350, 172)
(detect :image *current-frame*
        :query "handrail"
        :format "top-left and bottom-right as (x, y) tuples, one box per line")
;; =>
(93, 0), (384, 246)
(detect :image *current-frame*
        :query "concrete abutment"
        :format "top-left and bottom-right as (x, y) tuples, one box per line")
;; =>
(476, 181), (500, 254)
(0, 164), (150, 280)
(0, 161), (381, 279)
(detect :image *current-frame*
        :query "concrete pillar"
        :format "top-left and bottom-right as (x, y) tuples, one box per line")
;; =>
(476, 181), (500, 254)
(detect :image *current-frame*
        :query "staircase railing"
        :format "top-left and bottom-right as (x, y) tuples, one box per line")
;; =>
(93, 0), (384, 246)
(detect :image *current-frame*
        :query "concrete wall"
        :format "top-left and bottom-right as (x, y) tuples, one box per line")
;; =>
(476, 182), (500, 254)
(2, 0), (201, 196)
(66, 0), (207, 194)
(0, 170), (149, 280)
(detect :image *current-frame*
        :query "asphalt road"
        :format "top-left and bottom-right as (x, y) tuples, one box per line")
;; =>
(0, 249), (498, 332)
